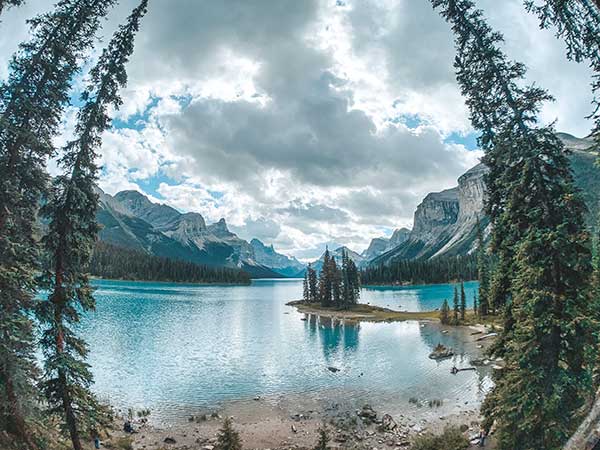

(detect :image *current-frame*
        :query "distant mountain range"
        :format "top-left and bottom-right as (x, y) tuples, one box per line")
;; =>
(94, 133), (598, 278)
(361, 228), (411, 261)
(95, 188), (304, 278)
(369, 133), (599, 267)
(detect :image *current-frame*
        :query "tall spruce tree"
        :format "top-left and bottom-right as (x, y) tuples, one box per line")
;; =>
(37, 3), (148, 449)
(308, 264), (318, 303)
(330, 258), (342, 307)
(473, 292), (478, 316)
(459, 282), (466, 321)
(452, 286), (459, 324)
(440, 299), (450, 325)
(319, 249), (333, 307)
(341, 250), (351, 309)
(303, 270), (310, 303)
(432, 1), (595, 448)
(594, 213), (600, 300)
(475, 217), (489, 316)
(347, 256), (360, 305)
(0, 1), (115, 447)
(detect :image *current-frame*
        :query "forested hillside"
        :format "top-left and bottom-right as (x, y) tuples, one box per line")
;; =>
(361, 254), (478, 285)
(89, 242), (251, 285)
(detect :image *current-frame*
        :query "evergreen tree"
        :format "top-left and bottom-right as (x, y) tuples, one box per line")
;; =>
(308, 264), (318, 303)
(341, 250), (351, 309)
(459, 281), (466, 321)
(38, 3), (148, 449)
(347, 257), (360, 305)
(215, 417), (242, 450)
(452, 286), (459, 324)
(432, 1), (596, 448)
(0, 0), (24, 16)
(319, 248), (333, 307)
(0, 1), (116, 447)
(475, 217), (489, 316)
(473, 292), (478, 317)
(303, 270), (310, 303)
(440, 299), (450, 325)
(330, 258), (342, 307)
(314, 425), (330, 450)
(594, 214), (600, 296)
(524, 0), (600, 145)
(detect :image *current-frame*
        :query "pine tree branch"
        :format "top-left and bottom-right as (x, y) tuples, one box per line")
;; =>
(0, 0), (24, 16)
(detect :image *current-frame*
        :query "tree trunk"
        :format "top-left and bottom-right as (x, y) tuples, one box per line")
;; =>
(53, 275), (83, 450)
(60, 370), (83, 450)
(563, 389), (600, 450)
(2, 368), (38, 450)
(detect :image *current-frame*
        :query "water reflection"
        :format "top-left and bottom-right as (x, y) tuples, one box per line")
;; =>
(304, 314), (360, 358)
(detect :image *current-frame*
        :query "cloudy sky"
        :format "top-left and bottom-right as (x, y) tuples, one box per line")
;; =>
(0, 0), (595, 260)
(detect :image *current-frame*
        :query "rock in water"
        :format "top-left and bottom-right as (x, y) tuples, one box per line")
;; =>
(379, 413), (397, 431)
(358, 405), (378, 423)
(327, 366), (340, 373)
(428, 343), (454, 360)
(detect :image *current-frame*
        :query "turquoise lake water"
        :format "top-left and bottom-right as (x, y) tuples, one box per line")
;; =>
(82, 279), (490, 424)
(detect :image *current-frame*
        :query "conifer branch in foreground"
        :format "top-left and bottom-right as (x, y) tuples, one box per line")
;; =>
(38, 2), (148, 449)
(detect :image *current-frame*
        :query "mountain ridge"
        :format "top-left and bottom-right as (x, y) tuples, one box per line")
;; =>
(370, 133), (599, 267)
(96, 188), (304, 278)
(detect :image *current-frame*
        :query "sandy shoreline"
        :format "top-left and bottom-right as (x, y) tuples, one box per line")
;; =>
(88, 320), (495, 450)
(100, 397), (484, 450)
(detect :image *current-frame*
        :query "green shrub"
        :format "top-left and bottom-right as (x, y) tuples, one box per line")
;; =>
(411, 426), (468, 450)
(216, 417), (242, 450)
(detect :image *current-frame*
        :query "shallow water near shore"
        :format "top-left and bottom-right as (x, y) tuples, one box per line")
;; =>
(82, 278), (489, 425)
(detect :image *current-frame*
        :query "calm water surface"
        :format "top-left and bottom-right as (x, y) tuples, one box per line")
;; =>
(82, 279), (490, 424)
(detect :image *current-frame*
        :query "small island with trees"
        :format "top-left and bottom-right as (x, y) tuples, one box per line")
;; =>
(288, 249), (442, 322)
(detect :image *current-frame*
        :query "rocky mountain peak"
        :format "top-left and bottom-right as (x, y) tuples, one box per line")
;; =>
(411, 187), (459, 239)
(368, 133), (599, 267)
(389, 227), (411, 247)
(362, 227), (411, 261)
(208, 218), (230, 236)
(250, 239), (305, 276)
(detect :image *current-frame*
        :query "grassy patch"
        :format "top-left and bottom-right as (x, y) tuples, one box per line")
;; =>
(287, 301), (439, 322)
(287, 300), (503, 327)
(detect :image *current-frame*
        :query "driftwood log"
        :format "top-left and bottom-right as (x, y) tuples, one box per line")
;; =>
(563, 388), (600, 450)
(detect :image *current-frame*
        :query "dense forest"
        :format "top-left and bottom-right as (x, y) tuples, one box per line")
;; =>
(89, 242), (251, 285)
(361, 254), (478, 285)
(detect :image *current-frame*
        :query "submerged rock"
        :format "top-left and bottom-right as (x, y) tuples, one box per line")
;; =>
(327, 366), (340, 373)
